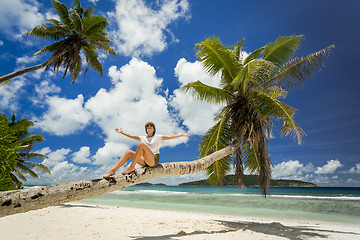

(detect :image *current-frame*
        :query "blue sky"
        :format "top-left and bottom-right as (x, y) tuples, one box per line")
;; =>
(0, 0), (359, 187)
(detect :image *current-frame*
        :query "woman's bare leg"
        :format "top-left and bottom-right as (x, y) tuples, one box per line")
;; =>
(122, 142), (155, 174)
(103, 150), (135, 177)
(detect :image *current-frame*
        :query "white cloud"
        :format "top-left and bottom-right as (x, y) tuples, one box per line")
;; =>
(16, 55), (40, 65)
(86, 58), (188, 164)
(272, 160), (314, 179)
(107, 0), (190, 57)
(315, 159), (342, 174)
(0, 0), (49, 40)
(34, 80), (61, 99)
(91, 142), (129, 165)
(34, 94), (92, 136)
(0, 79), (26, 111)
(349, 163), (360, 174)
(26, 147), (107, 185)
(170, 58), (223, 135)
(71, 146), (92, 164)
(0, 40), (3, 46)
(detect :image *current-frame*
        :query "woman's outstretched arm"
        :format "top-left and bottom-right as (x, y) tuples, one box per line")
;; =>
(115, 128), (140, 141)
(162, 132), (190, 140)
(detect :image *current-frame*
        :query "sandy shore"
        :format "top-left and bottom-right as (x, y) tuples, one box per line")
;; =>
(1, 203), (359, 240)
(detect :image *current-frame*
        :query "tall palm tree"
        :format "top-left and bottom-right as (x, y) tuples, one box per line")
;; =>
(8, 113), (50, 184)
(181, 35), (334, 196)
(0, 0), (117, 85)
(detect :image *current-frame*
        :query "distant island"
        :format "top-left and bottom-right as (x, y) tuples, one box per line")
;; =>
(135, 182), (167, 186)
(179, 174), (319, 187)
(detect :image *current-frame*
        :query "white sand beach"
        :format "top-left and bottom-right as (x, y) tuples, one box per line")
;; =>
(0, 202), (359, 240)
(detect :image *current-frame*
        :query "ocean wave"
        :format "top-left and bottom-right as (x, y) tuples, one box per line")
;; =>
(111, 190), (360, 201)
(113, 190), (190, 196)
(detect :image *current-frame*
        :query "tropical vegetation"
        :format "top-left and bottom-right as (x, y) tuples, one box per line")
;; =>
(0, 112), (49, 191)
(182, 35), (334, 196)
(0, 0), (117, 85)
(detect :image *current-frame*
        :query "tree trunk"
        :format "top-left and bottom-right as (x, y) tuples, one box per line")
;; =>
(0, 143), (239, 217)
(0, 53), (61, 84)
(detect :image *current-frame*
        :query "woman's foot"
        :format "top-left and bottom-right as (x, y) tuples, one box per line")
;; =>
(103, 170), (115, 178)
(122, 166), (135, 174)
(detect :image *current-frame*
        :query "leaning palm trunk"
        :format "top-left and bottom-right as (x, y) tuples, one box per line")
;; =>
(0, 52), (63, 84)
(0, 143), (239, 217)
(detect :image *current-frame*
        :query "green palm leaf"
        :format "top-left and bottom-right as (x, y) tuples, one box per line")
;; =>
(200, 115), (232, 186)
(195, 37), (239, 84)
(51, 0), (72, 28)
(253, 91), (306, 144)
(181, 80), (234, 105)
(84, 15), (108, 36)
(263, 35), (303, 66)
(243, 47), (265, 65)
(258, 45), (335, 90)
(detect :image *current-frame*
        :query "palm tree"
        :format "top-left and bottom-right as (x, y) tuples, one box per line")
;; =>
(8, 113), (50, 184)
(0, 0), (117, 85)
(181, 35), (334, 196)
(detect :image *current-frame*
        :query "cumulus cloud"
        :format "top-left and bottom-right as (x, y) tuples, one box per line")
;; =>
(315, 159), (342, 174)
(0, 79), (26, 111)
(86, 58), (188, 164)
(34, 94), (92, 136)
(170, 58), (223, 135)
(34, 80), (61, 99)
(0, 40), (4, 46)
(0, 0), (48, 40)
(349, 163), (360, 174)
(107, 0), (190, 57)
(16, 55), (40, 65)
(71, 146), (92, 164)
(272, 160), (314, 179)
(25, 147), (108, 185)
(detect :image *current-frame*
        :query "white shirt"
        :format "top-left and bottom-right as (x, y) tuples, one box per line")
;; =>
(139, 134), (164, 154)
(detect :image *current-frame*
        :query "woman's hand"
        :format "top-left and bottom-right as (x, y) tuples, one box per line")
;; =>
(182, 132), (191, 137)
(115, 128), (123, 134)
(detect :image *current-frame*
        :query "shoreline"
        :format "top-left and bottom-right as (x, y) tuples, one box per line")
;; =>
(1, 202), (360, 240)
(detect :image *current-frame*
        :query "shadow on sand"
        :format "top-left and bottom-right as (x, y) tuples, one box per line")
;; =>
(130, 219), (360, 240)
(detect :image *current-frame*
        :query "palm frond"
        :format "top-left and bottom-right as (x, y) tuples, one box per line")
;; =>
(70, 8), (84, 33)
(84, 6), (95, 18)
(17, 159), (50, 174)
(253, 91), (306, 144)
(16, 163), (39, 181)
(258, 45), (335, 90)
(263, 35), (303, 66)
(231, 38), (245, 62)
(260, 86), (288, 99)
(0, 79), (11, 87)
(243, 47), (265, 65)
(25, 26), (68, 41)
(51, 0), (72, 28)
(181, 80), (234, 105)
(83, 45), (102, 76)
(13, 169), (27, 181)
(200, 115), (233, 186)
(83, 15), (108, 36)
(241, 141), (260, 173)
(195, 37), (239, 84)
(92, 41), (117, 56)
(72, 56), (82, 83)
(232, 59), (274, 92)
(34, 41), (63, 55)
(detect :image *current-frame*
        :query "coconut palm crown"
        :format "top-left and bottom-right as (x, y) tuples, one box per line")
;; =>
(8, 113), (49, 183)
(24, 0), (117, 83)
(182, 35), (334, 196)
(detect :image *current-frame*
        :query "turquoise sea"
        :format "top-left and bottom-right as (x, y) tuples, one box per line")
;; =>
(77, 186), (360, 224)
